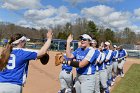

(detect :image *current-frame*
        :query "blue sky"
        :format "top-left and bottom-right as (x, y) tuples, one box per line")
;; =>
(0, 0), (140, 32)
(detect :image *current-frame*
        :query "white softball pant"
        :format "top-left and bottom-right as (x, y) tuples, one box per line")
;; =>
(118, 60), (126, 69)
(59, 70), (73, 91)
(94, 71), (100, 93)
(74, 73), (96, 93)
(99, 69), (108, 89)
(0, 83), (22, 93)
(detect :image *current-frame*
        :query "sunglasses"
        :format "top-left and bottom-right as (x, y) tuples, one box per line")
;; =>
(80, 38), (89, 41)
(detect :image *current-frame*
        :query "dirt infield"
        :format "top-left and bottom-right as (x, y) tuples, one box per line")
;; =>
(22, 51), (62, 93)
(22, 51), (77, 93)
(0, 47), (139, 93)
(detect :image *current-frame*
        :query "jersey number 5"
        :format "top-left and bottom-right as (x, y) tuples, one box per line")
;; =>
(6, 54), (16, 69)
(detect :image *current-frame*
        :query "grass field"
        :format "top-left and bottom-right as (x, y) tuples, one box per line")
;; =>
(112, 64), (140, 93)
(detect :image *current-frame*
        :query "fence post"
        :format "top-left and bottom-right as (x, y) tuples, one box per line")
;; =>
(139, 51), (140, 58)
(58, 41), (60, 51)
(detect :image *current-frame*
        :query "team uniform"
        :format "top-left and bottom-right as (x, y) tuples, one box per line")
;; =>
(0, 48), (38, 93)
(96, 50), (109, 93)
(94, 49), (101, 93)
(103, 49), (113, 86)
(112, 50), (119, 80)
(59, 55), (73, 93)
(72, 47), (97, 93)
(118, 49), (127, 76)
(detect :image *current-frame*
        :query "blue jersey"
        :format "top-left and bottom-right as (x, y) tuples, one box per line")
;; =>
(0, 48), (37, 86)
(96, 51), (106, 71)
(103, 49), (113, 65)
(112, 50), (118, 62)
(72, 47), (97, 75)
(61, 55), (72, 72)
(118, 49), (127, 60)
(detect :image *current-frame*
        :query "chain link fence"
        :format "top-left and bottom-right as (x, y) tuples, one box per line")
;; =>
(0, 39), (140, 58)
(112, 43), (140, 58)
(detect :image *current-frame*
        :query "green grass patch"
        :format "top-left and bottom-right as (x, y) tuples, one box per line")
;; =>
(112, 64), (140, 93)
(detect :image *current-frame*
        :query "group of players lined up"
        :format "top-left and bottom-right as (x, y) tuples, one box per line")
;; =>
(59, 34), (128, 93)
(0, 30), (127, 93)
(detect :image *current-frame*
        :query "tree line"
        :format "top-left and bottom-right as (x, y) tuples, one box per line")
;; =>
(0, 18), (140, 44)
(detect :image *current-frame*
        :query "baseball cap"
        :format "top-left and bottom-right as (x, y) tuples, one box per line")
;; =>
(12, 36), (30, 44)
(79, 34), (92, 41)
(91, 39), (97, 44)
(104, 41), (110, 46)
(113, 45), (117, 48)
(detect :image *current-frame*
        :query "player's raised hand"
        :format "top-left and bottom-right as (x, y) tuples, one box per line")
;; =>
(100, 42), (104, 47)
(47, 29), (53, 39)
(67, 34), (73, 43)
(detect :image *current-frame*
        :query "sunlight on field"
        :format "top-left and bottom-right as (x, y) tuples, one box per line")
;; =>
(112, 64), (140, 93)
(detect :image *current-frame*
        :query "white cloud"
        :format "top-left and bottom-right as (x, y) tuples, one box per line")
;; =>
(64, 0), (85, 4)
(104, 12), (130, 22)
(17, 20), (42, 29)
(64, 0), (124, 4)
(81, 5), (114, 17)
(91, 0), (123, 3)
(102, 11), (131, 28)
(1, 0), (42, 10)
(134, 8), (140, 20)
(81, 5), (135, 31)
(24, 6), (57, 20)
(17, 20), (31, 27)
(20, 5), (79, 29)
(128, 25), (140, 33)
(134, 8), (140, 16)
(14, 4), (140, 32)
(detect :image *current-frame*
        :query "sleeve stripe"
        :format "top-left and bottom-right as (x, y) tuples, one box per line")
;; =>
(84, 48), (95, 61)
(13, 48), (38, 53)
(106, 50), (112, 60)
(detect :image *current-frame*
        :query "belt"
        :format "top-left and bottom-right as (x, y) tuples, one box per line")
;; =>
(106, 64), (110, 66)
(66, 71), (70, 74)
(96, 70), (99, 72)
(63, 69), (71, 74)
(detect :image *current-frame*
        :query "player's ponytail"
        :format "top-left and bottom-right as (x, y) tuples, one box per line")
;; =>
(0, 37), (16, 71)
(0, 34), (22, 71)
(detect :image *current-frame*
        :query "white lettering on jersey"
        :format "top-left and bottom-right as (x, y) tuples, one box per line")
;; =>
(7, 54), (16, 69)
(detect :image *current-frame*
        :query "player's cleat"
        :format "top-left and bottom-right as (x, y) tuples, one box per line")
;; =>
(111, 81), (115, 86)
(121, 74), (124, 77)
(113, 78), (116, 82)
(108, 86), (111, 91)
(65, 88), (72, 93)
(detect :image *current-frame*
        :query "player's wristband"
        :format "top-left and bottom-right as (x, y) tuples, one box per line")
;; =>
(69, 61), (79, 68)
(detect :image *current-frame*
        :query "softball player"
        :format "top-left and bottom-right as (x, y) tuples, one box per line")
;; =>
(103, 41), (113, 87)
(66, 34), (98, 93)
(112, 45), (118, 82)
(97, 46), (110, 93)
(117, 45), (128, 77)
(59, 48), (73, 93)
(0, 30), (53, 93)
(90, 40), (100, 93)
(59, 58), (73, 93)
